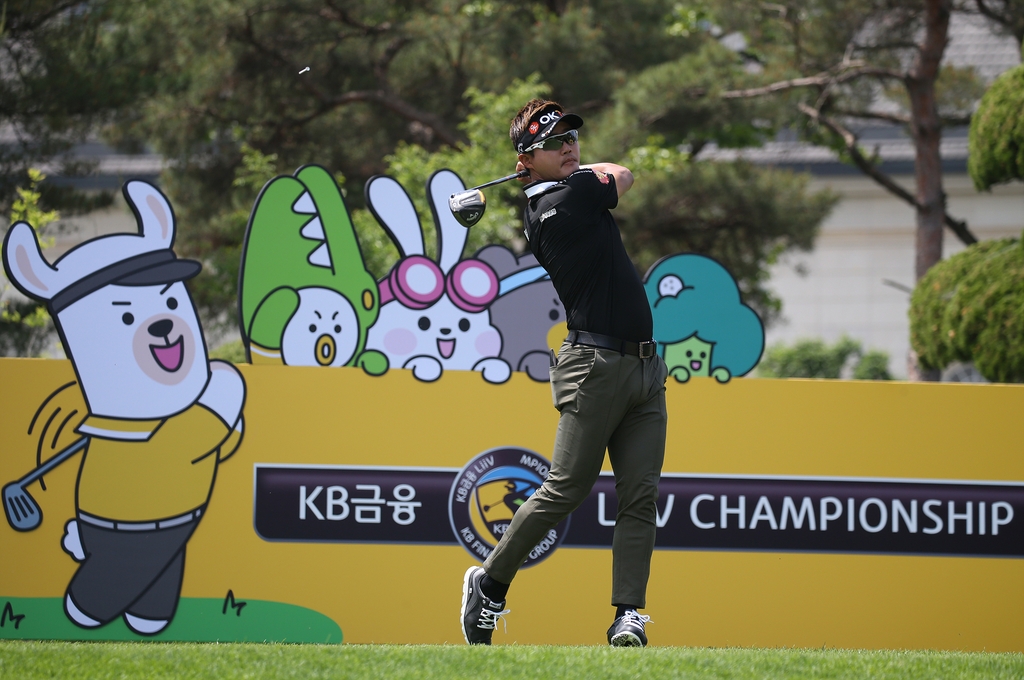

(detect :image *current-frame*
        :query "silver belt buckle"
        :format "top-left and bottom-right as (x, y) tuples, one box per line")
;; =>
(638, 341), (656, 359)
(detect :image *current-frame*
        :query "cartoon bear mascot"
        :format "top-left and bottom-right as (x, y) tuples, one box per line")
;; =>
(2, 180), (245, 635)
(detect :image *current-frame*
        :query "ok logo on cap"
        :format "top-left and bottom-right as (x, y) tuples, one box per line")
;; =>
(535, 111), (562, 127)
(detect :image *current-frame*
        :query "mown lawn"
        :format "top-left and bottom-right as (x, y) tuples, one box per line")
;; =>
(2, 641), (1024, 679)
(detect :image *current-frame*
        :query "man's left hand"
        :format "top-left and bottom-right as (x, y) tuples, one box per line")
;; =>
(515, 161), (531, 184)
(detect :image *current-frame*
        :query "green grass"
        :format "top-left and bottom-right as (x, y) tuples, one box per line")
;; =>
(1, 642), (1023, 679)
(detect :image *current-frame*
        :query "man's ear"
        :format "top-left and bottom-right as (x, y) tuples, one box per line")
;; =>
(518, 153), (535, 172)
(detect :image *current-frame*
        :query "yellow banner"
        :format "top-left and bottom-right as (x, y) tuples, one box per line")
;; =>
(1, 358), (1022, 650)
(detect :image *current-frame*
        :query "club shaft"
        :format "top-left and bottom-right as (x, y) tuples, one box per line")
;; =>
(468, 170), (529, 192)
(17, 437), (88, 487)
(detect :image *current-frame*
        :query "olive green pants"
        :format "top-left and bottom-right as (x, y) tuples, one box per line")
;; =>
(482, 342), (668, 607)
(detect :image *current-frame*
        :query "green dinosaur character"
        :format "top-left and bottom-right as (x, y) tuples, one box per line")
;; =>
(663, 335), (730, 383)
(239, 165), (387, 375)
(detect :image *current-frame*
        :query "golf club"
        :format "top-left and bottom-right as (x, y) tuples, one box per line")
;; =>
(3, 436), (88, 532)
(449, 169), (529, 228)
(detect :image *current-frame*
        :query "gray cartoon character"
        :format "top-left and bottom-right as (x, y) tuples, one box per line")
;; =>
(475, 245), (565, 382)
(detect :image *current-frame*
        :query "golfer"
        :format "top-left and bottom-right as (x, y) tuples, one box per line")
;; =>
(460, 99), (668, 647)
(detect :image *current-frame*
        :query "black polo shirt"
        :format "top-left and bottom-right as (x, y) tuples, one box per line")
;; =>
(523, 168), (653, 342)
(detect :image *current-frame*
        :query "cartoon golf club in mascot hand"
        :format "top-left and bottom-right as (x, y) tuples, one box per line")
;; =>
(2, 179), (245, 636)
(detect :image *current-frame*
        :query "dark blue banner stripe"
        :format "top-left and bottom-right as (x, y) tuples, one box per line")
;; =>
(254, 466), (457, 543)
(254, 466), (1024, 558)
(564, 474), (1024, 558)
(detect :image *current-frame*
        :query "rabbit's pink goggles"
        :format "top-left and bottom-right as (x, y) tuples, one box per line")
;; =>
(378, 255), (499, 313)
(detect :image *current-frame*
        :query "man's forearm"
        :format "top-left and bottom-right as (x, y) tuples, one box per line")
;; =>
(582, 163), (634, 197)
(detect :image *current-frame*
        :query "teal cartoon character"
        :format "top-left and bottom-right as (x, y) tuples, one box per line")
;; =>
(643, 254), (764, 383)
(239, 165), (387, 375)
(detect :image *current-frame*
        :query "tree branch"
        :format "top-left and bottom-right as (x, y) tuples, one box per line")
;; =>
(851, 41), (922, 52)
(938, 113), (973, 126)
(721, 65), (905, 99)
(2, 0), (83, 36)
(830, 108), (911, 125)
(798, 103), (978, 245)
(799, 103), (918, 205)
(374, 36), (411, 84)
(973, 0), (1024, 43)
(943, 213), (976, 244)
(829, 107), (971, 126)
(320, 0), (392, 35)
(974, 0), (1009, 24)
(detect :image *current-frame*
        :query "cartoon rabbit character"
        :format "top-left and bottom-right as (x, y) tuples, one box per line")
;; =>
(2, 180), (245, 635)
(364, 170), (511, 384)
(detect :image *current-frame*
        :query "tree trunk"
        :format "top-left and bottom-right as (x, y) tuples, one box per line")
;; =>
(906, 0), (953, 381)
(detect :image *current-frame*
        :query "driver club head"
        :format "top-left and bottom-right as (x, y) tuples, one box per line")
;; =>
(449, 189), (486, 228)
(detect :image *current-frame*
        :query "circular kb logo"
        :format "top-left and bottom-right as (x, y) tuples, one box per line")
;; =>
(448, 447), (569, 568)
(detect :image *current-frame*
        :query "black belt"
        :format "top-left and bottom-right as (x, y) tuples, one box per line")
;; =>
(567, 330), (657, 359)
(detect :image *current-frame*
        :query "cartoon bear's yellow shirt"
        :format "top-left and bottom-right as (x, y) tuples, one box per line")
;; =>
(75, 404), (242, 522)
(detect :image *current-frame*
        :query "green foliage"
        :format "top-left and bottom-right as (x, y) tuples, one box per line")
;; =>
(0, 299), (53, 357)
(10, 169), (60, 235)
(910, 236), (1024, 383)
(852, 350), (893, 381)
(908, 239), (1010, 370)
(968, 64), (1024, 191)
(233, 145), (280, 195)
(351, 209), (403, 282)
(1, 169), (57, 356)
(209, 339), (247, 363)
(757, 336), (891, 380)
(665, 2), (714, 38)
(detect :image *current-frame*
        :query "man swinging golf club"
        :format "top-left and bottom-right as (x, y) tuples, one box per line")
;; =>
(459, 99), (668, 647)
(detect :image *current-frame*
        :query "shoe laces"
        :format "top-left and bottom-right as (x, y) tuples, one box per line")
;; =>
(620, 610), (651, 629)
(478, 602), (511, 633)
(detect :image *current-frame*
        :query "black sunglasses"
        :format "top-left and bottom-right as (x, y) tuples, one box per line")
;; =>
(524, 129), (579, 153)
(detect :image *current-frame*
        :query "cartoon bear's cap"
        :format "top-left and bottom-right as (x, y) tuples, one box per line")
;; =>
(50, 250), (201, 313)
